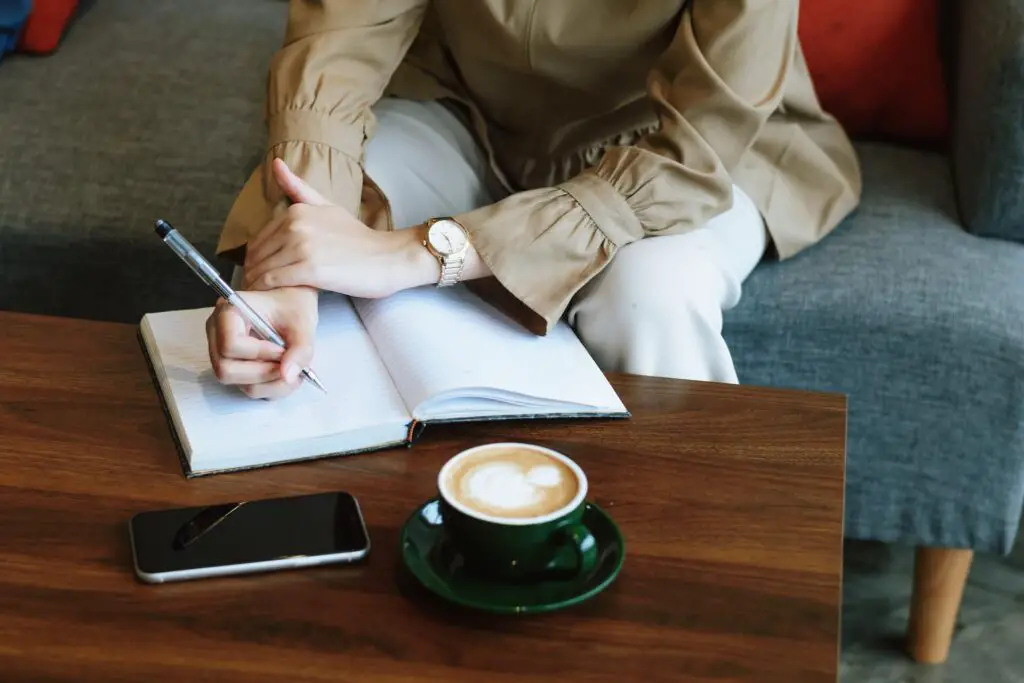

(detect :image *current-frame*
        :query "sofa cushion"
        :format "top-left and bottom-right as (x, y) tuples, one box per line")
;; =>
(725, 143), (1024, 554)
(798, 0), (950, 147)
(17, 0), (86, 54)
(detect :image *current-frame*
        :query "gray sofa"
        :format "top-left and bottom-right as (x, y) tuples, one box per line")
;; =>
(731, 0), (1024, 557)
(2, 0), (1022, 663)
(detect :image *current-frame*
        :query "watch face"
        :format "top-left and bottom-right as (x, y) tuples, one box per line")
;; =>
(427, 220), (468, 256)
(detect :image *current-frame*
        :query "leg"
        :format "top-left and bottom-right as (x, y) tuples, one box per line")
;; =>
(566, 185), (768, 383)
(363, 98), (497, 230)
(232, 98), (494, 287)
(907, 546), (974, 664)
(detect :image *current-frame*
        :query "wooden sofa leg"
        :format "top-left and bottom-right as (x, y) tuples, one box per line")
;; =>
(907, 547), (974, 664)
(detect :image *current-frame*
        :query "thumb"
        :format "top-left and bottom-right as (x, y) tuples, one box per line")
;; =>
(280, 321), (315, 385)
(272, 157), (331, 207)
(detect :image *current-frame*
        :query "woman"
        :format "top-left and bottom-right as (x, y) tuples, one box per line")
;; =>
(207, 0), (860, 399)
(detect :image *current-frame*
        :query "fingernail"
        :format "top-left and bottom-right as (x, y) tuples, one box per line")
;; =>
(285, 364), (299, 384)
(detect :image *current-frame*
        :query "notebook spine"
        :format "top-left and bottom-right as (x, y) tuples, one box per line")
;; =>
(406, 419), (428, 445)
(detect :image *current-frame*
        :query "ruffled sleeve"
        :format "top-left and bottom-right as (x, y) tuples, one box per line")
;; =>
(217, 0), (428, 260)
(458, 0), (798, 334)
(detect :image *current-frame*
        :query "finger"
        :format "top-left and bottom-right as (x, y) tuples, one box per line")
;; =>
(243, 244), (303, 290)
(214, 359), (282, 386)
(206, 311), (225, 375)
(211, 305), (282, 361)
(245, 211), (289, 270)
(279, 319), (316, 384)
(241, 377), (300, 400)
(272, 158), (331, 207)
(212, 303), (248, 356)
(248, 262), (318, 293)
(225, 335), (284, 361)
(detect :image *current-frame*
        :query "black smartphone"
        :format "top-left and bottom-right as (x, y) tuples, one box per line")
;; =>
(129, 491), (370, 583)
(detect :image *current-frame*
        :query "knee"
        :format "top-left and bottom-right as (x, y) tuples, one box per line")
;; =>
(570, 264), (736, 382)
(617, 291), (724, 347)
(587, 260), (726, 334)
(571, 281), (723, 366)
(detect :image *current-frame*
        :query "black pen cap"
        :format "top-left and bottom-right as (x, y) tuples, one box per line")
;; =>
(154, 219), (174, 238)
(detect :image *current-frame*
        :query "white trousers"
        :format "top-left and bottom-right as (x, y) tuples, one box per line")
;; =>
(248, 98), (769, 384)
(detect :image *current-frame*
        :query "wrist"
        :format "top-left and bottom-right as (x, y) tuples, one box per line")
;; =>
(298, 284), (320, 300)
(285, 284), (319, 309)
(265, 285), (320, 326)
(393, 225), (440, 290)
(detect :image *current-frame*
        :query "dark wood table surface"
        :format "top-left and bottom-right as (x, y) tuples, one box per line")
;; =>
(0, 312), (847, 683)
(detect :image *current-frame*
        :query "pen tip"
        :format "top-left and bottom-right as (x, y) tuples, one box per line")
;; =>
(303, 369), (328, 394)
(154, 220), (173, 238)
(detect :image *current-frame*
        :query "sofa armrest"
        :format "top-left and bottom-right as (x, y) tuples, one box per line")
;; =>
(951, 0), (1024, 243)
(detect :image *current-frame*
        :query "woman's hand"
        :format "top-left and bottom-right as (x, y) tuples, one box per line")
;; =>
(205, 285), (319, 400)
(243, 158), (437, 298)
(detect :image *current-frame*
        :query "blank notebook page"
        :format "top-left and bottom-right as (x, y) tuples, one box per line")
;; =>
(353, 286), (625, 417)
(143, 295), (410, 463)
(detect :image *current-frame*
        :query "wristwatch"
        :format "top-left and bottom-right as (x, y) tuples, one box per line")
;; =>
(423, 217), (470, 287)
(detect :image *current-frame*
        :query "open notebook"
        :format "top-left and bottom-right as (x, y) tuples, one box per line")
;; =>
(139, 286), (628, 476)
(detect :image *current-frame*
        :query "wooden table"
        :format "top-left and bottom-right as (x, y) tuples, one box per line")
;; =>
(0, 312), (847, 683)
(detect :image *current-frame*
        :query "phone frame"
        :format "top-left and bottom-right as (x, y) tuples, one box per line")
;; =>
(128, 494), (371, 584)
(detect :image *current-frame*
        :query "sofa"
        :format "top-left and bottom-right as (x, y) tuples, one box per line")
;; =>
(727, 0), (1024, 664)
(1, 0), (1021, 665)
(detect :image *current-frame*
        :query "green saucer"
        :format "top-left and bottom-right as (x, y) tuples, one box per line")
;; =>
(400, 498), (625, 614)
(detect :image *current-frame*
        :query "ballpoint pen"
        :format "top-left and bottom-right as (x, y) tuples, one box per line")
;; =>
(154, 219), (327, 394)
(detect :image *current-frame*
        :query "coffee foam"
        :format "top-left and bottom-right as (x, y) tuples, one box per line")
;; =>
(444, 446), (580, 520)
(463, 462), (563, 511)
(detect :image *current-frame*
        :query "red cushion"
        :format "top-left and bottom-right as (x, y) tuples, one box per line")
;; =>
(798, 0), (950, 147)
(17, 0), (80, 54)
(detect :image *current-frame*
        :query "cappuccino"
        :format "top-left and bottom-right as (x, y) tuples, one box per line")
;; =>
(442, 445), (580, 520)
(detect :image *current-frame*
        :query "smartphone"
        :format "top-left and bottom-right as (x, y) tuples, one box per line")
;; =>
(129, 491), (370, 584)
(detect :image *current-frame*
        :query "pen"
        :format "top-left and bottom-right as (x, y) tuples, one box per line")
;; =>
(154, 219), (327, 394)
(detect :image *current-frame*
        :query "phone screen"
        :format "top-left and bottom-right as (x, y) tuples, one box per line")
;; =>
(130, 491), (370, 580)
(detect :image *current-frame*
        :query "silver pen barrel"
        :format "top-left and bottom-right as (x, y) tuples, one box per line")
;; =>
(154, 219), (327, 394)
(156, 221), (234, 301)
(224, 292), (286, 347)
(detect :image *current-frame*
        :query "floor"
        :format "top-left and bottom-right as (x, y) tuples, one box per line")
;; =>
(840, 523), (1024, 682)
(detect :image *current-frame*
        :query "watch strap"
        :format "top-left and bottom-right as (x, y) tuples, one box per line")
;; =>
(437, 252), (465, 287)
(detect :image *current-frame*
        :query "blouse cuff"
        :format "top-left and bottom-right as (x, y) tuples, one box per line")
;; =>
(267, 109), (367, 160)
(216, 139), (364, 261)
(456, 170), (644, 334)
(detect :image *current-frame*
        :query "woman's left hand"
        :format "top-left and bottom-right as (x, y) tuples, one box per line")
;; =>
(243, 158), (435, 298)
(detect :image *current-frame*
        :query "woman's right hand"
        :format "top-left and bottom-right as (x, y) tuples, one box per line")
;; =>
(205, 285), (319, 400)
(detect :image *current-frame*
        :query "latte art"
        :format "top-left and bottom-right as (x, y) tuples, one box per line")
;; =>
(444, 447), (580, 519)
(464, 462), (563, 510)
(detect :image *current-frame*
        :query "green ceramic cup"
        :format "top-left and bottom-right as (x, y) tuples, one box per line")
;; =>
(437, 443), (598, 582)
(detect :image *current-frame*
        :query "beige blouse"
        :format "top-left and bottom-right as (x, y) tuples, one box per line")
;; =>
(218, 0), (862, 334)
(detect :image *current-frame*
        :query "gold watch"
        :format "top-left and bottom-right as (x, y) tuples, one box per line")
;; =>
(423, 217), (470, 287)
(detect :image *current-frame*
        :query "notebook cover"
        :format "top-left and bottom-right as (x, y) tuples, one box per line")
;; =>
(136, 328), (411, 479)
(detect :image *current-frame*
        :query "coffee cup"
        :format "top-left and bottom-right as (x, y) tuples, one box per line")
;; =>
(437, 442), (597, 582)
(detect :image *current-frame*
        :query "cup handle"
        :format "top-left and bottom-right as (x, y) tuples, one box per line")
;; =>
(555, 522), (598, 577)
